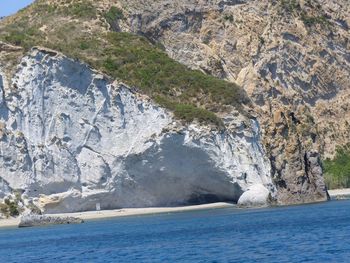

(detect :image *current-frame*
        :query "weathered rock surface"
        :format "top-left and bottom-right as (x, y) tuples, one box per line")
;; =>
(19, 214), (83, 228)
(237, 184), (271, 207)
(115, 0), (346, 204)
(1, 0), (342, 212)
(0, 48), (275, 213)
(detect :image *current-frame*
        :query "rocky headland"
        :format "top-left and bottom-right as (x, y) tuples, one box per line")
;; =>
(0, 0), (348, 217)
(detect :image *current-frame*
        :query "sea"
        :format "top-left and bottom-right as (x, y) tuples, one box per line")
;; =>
(0, 200), (349, 263)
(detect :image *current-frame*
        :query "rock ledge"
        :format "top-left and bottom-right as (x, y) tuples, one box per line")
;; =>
(18, 215), (84, 228)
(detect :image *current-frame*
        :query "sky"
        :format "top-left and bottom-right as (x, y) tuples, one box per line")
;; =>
(0, 0), (34, 17)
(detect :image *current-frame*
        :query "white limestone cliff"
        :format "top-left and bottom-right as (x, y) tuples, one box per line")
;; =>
(0, 48), (275, 213)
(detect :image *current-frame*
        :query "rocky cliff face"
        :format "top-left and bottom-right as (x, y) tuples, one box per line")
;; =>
(0, 0), (340, 214)
(114, 0), (348, 203)
(0, 48), (274, 213)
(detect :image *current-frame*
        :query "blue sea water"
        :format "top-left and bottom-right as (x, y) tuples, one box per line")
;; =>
(0, 200), (349, 263)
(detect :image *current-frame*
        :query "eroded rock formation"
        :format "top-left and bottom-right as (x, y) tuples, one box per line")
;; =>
(1, 0), (343, 213)
(0, 48), (275, 213)
(114, 0), (347, 203)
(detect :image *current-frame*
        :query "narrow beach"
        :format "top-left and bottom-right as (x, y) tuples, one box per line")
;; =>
(0, 202), (235, 228)
(2, 190), (350, 229)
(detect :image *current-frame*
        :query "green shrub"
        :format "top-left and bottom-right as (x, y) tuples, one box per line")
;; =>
(0, 203), (9, 217)
(79, 41), (90, 50)
(323, 145), (350, 189)
(174, 104), (224, 127)
(105, 6), (124, 24)
(300, 13), (330, 27)
(279, 0), (301, 13)
(259, 36), (265, 45)
(104, 7), (124, 31)
(2, 23), (41, 50)
(155, 96), (224, 127)
(65, 2), (96, 19)
(4, 32), (25, 46)
(223, 14), (234, 23)
(1, 199), (20, 217)
(8, 202), (19, 217)
(32, 3), (57, 14)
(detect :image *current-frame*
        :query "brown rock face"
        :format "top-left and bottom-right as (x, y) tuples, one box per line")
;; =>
(116, 0), (349, 204)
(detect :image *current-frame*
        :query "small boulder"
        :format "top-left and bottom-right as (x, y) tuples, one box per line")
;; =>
(237, 184), (270, 207)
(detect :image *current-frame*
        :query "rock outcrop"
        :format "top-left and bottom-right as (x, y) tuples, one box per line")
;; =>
(1, 0), (342, 213)
(19, 214), (83, 228)
(115, 0), (347, 204)
(0, 47), (275, 213)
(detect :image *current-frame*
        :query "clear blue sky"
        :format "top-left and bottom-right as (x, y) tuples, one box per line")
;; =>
(0, 0), (34, 17)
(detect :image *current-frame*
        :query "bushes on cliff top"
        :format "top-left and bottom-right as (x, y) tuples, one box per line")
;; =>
(0, 1), (248, 127)
(96, 32), (247, 110)
(154, 96), (224, 127)
(323, 146), (350, 189)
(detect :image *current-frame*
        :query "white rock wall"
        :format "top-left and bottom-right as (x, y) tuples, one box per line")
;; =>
(0, 48), (274, 213)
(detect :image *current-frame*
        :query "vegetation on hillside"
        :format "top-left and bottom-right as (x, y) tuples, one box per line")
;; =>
(0, 192), (23, 218)
(323, 145), (350, 189)
(278, 0), (331, 27)
(0, 1), (248, 127)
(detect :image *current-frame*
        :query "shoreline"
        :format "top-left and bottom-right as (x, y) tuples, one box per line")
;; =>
(2, 190), (349, 229)
(0, 202), (235, 228)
